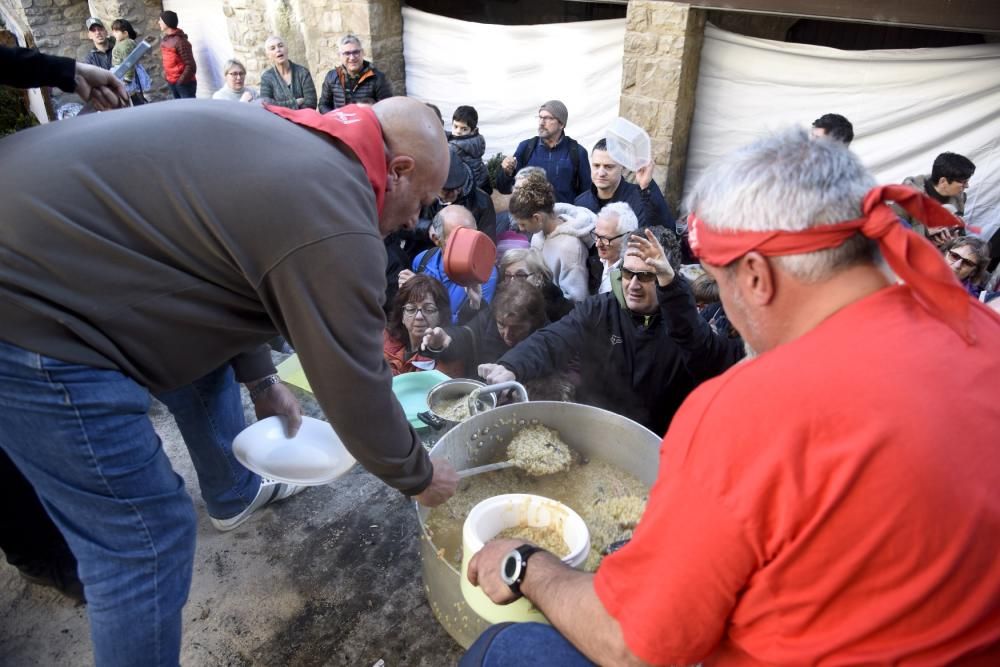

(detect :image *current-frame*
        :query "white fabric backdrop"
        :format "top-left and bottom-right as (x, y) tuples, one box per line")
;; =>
(402, 6), (626, 162)
(162, 0), (233, 98)
(685, 24), (1000, 239)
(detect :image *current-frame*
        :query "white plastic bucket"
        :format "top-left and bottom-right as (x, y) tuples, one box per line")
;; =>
(460, 494), (589, 624)
(605, 117), (651, 171)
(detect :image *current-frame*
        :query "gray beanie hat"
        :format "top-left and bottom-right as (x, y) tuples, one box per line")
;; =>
(539, 100), (568, 126)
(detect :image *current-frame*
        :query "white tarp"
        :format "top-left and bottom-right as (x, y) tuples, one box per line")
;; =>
(685, 24), (1000, 239)
(402, 6), (626, 162)
(162, 0), (233, 98)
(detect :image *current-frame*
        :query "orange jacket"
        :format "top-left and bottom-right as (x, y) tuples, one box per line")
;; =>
(160, 28), (196, 84)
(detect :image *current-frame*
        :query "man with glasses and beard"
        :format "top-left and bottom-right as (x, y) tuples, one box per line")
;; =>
(480, 228), (739, 435)
(495, 100), (591, 204)
(318, 33), (393, 113)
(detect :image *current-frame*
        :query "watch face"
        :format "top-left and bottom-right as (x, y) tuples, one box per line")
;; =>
(501, 551), (521, 585)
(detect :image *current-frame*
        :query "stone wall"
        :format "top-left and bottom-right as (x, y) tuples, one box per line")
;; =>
(87, 0), (168, 99)
(2, 0), (168, 104)
(221, 0), (270, 84)
(221, 0), (404, 97)
(620, 1), (704, 214)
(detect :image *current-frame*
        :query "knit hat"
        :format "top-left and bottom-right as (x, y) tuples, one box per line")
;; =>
(539, 100), (568, 126)
(85, 17), (105, 30)
(496, 231), (531, 262)
(159, 10), (179, 29)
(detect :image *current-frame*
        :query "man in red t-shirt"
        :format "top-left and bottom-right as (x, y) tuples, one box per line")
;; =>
(463, 128), (1000, 666)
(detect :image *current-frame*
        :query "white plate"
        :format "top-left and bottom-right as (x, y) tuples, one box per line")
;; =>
(232, 416), (356, 486)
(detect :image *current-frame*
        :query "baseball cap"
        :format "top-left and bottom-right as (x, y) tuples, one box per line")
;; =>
(86, 17), (105, 30)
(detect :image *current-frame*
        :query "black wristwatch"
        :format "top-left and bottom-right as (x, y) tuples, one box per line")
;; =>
(500, 544), (543, 598)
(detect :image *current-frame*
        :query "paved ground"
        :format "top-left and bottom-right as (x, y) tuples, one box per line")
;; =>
(0, 381), (465, 666)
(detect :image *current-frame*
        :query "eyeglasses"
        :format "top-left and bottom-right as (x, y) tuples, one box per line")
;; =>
(946, 250), (978, 270)
(537, 115), (559, 124)
(591, 231), (627, 245)
(341, 49), (362, 58)
(226, 71), (246, 77)
(621, 268), (657, 284)
(503, 272), (537, 282)
(402, 304), (439, 317)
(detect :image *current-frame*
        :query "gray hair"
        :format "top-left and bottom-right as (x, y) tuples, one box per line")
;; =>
(339, 33), (362, 49)
(514, 166), (546, 186)
(499, 248), (553, 289)
(223, 59), (246, 75)
(430, 205), (475, 242)
(264, 35), (283, 47)
(430, 210), (446, 239)
(685, 127), (878, 282)
(598, 202), (638, 236)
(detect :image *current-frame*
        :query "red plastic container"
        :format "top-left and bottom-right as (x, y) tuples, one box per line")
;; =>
(443, 227), (496, 286)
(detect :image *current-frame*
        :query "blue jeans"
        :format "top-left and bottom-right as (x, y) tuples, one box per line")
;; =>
(154, 364), (259, 520)
(461, 623), (597, 666)
(167, 81), (197, 99)
(0, 340), (196, 666)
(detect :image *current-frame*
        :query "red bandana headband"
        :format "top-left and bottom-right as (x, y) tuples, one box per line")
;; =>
(266, 104), (388, 214)
(689, 185), (975, 343)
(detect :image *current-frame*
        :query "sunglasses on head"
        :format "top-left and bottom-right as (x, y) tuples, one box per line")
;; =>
(621, 268), (657, 283)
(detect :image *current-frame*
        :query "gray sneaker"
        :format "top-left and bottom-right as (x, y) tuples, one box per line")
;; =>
(210, 477), (308, 532)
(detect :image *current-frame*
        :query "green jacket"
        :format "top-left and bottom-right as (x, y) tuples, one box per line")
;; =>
(259, 62), (316, 110)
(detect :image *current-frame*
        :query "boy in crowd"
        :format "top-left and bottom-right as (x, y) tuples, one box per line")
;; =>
(449, 105), (491, 194)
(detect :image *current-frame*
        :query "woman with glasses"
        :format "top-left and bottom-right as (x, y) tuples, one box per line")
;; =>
(212, 59), (259, 103)
(508, 174), (595, 303)
(499, 248), (573, 323)
(940, 236), (991, 297)
(421, 280), (550, 377)
(383, 274), (462, 376)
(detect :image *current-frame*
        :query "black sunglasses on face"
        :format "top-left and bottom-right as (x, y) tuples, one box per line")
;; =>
(621, 268), (657, 283)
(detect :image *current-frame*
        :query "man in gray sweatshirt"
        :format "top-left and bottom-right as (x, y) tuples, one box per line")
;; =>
(0, 97), (455, 666)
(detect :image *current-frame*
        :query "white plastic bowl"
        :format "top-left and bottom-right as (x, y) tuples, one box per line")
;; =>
(460, 494), (590, 624)
(232, 416), (356, 486)
(606, 117), (651, 172)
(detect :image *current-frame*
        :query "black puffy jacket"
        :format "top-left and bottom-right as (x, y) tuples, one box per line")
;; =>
(318, 62), (392, 113)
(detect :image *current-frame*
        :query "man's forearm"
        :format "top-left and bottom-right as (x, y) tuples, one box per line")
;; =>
(522, 553), (648, 666)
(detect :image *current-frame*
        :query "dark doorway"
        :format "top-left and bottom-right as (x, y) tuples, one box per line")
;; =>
(404, 0), (627, 25)
(786, 19), (985, 50)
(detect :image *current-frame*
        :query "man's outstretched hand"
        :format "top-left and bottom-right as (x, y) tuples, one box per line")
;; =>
(74, 62), (129, 110)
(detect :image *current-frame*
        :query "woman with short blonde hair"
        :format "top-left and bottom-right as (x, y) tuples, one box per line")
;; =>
(212, 59), (259, 103)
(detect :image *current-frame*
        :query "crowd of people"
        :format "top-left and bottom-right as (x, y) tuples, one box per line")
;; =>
(2, 15), (999, 666)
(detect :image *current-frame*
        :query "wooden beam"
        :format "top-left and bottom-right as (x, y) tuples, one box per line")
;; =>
(676, 0), (1000, 34)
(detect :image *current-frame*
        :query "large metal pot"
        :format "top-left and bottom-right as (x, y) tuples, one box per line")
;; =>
(415, 401), (661, 648)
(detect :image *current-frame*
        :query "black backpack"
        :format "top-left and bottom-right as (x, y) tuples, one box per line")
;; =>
(520, 135), (583, 194)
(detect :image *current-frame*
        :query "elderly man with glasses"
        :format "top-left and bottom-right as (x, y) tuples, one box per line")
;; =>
(590, 202), (638, 294)
(318, 33), (393, 113)
(495, 100), (591, 204)
(481, 228), (741, 435)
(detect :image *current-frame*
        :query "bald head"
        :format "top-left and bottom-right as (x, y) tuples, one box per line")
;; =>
(372, 97), (449, 237)
(431, 205), (476, 245)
